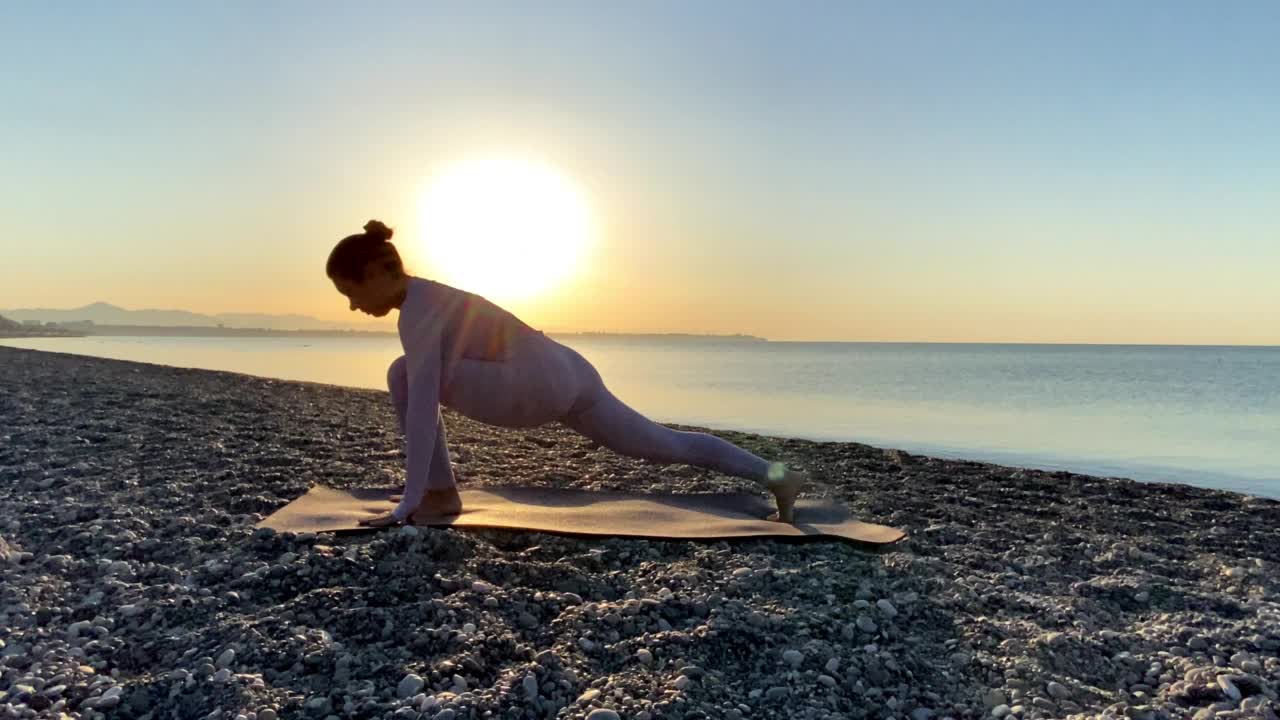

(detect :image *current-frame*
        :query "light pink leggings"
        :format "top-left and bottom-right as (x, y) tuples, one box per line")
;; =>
(386, 339), (772, 489)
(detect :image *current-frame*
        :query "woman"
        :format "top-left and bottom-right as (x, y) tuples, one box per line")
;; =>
(327, 220), (809, 527)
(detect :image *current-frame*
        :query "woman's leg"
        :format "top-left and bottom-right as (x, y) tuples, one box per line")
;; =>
(387, 357), (460, 517)
(563, 375), (808, 521)
(565, 386), (771, 480)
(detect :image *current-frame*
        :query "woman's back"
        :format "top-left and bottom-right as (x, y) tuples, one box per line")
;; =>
(403, 277), (539, 364)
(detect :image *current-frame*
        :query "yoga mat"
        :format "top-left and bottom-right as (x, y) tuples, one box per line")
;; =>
(259, 485), (906, 547)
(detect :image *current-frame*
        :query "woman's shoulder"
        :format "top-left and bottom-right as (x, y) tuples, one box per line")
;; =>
(398, 277), (458, 332)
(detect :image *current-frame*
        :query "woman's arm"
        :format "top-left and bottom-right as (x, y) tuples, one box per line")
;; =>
(390, 339), (444, 522)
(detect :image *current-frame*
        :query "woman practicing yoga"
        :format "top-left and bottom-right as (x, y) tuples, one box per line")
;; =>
(327, 220), (809, 527)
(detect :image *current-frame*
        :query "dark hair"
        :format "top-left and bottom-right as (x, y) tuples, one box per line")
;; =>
(326, 220), (404, 282)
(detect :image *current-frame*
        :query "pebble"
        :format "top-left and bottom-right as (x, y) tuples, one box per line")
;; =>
(635, 649), (653, 665)
(1217, 675), (1242, 702)
(578, 689), (601, 704)
(783, 649), (804, 668)
(825, 657), (840, 674)
(216, 648), (235, 668)
(991, 703), (1011, 718)
(1047, 681), (1069, 699)
(857, 616), (878, 633)
(876, 599), (898, 618)
(766, 686), (789, 700)
(397, 674), (425, 699)
(586, 711), (620, 720)
(522, 674), (538, 699)
(817, 674), (837, 688)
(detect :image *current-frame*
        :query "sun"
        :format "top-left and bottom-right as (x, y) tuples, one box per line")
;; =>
(417, 156), (594, 302)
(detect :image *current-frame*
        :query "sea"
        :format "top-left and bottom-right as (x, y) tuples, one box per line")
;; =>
(3, 335), (1277, 499)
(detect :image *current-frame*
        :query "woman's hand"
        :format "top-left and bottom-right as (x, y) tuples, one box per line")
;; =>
(358, 511), (403, 528)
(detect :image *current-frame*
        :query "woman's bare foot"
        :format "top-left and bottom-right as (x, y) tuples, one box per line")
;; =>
(408, 487), (463, 524)
(764, 467), (807, 523)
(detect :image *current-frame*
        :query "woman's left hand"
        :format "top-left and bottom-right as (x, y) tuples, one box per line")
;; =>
(358, 511), (403, 528)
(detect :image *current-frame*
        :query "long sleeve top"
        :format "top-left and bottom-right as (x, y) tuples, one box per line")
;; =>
(391, 277), (538, 520)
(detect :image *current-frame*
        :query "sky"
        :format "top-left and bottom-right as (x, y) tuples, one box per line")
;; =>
(2, 1), (1278, 343)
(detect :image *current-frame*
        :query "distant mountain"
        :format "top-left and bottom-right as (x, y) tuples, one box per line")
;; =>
(0, 302), (384, 332)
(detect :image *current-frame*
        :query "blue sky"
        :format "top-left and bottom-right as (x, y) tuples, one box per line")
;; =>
(3, 1), (1278, 342)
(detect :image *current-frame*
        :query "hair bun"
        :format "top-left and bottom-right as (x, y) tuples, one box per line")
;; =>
(363, 219), (394, 242)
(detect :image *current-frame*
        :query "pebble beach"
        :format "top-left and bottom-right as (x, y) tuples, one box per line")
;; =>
(1, 345), (1277, 720)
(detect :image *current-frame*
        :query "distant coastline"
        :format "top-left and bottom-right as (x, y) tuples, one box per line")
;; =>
(0, 319), (766, 342)
(0, 314), (83, 338)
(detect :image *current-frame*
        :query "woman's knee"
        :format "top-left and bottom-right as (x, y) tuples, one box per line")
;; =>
(387, 356), (408, 397)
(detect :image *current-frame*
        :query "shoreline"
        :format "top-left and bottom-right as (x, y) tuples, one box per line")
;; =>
(1, 346), (1277, 720)
(2, 339), (1276, 501)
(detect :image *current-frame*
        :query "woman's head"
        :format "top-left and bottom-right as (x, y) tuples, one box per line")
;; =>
(327, 220), (408, 317)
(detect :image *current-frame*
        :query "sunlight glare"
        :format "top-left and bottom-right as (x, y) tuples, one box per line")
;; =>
(417, 156), (594, 302)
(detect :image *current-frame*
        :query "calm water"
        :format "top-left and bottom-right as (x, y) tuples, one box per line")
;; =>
(4, 335), (1278, 498)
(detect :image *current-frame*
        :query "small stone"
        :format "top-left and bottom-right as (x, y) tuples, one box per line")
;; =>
(579, 637), (596, 652)
(876, 599), (898, 618)
(911, 709), (935, 720)
(398, 525), (419, 537)
(991, 704), (1011, 718)
(586, 711), (621, 720)
(578, 688), (601, 704)
(856, 616), (878, 634)
(1218, 675), (1242, 702)
(1047, 681), (1069, 699)
(522, 674), (538, 699)
(435, 711), (456, 720)
(471, 580), (491, 593)
(462, 623), (476, 634)
(766, 686), (789, 700)
(216, 649), (235, 669)
(732, 568), (752, 577)
(258, 710), (277, 720)
(212, 668), (232, 683)
(1188, 636), (1209, 651)
(397, 674), (425, 699)
(673, 675), (691, 690)
(783, 649), (804, 668)
(818, 675), (837, 688)
(985, 690), (1008, 708)
(825, 657), (840, 674)
(635, 649), (653, 665)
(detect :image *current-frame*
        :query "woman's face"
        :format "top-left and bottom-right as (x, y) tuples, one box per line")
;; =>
(333, 267), (401, 317)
